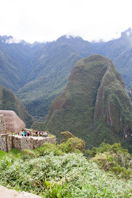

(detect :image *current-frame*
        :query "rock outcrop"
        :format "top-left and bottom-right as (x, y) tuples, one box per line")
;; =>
(45, 55), (132, 147)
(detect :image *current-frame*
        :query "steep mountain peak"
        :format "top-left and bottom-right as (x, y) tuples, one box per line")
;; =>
(121, 28), (132, 38)
(121, 28), (132, 45)
(57, 35), (83, 42)
(78, 54), (111, 64)
(0, 30), (131, 121)
(56, 35), (90, 46)
(45, 55), (132, 147)
(0, 35), (13, 43)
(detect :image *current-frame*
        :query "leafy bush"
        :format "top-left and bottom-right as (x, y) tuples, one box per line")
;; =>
(86, 143), (129, 157)
(0, 153), (131, 197)
(0, 142), (132, 197)
(43, 181), (73, 198)
(36, 143), (64, 156)
(87, 143), (132, 179)
(60, 131), (75, 142)
(35, 134), (85, 156)
(59, 137), (85, 153)
(21, 149), (38, 160)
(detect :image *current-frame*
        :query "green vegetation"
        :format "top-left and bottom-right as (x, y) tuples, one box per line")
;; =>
(0, 86), (32, 127)
(44, 55), (132, 148)
(86, 143), (132, 179)
(0, 138), (131, 198)
(0, 31), (132, 119)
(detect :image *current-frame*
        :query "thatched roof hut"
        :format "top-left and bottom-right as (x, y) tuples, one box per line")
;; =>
(0, 110), (25, 133)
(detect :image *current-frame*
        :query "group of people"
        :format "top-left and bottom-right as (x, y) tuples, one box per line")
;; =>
(18, 129), (48, 137)
(35, 131), (48, 137)
(20, 129), (31, 136)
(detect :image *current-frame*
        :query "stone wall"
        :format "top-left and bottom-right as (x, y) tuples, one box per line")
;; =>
(0, 114), (6, 131)
(0, 134), (56, 151)
(0, 134), (8, 151)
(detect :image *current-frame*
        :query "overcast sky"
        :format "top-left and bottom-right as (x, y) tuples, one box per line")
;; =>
(0, 0), (131, 43)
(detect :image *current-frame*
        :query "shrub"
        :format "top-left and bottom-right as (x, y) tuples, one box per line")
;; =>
(0, 142), (131, 197)
(36, 143), (64, 156)
(43, 181), (73, 198)
(0, 153), (131, 197)
(60, 131), (75, 142)
(59, 137), (85, 153)
(21, 149), (38, 160)
(90, 143), (132, 179)
(86, 143), (129, 157)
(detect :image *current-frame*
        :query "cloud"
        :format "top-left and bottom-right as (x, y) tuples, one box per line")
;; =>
(5, 37), (22, 44)
(0, 0), (131, 42)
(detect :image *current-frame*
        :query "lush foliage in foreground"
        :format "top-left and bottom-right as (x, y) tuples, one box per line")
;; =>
(0, 142), (131, 198)
(86, 143), (132, 179)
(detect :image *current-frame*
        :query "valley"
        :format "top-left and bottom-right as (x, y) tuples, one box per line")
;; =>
(0, 1), (132, 197)
(0, 29), (132, 119)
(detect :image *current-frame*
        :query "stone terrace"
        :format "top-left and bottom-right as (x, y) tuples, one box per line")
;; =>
(0, 134), (56, 151)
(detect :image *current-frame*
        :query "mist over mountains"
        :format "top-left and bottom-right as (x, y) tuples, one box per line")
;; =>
(0, 28), (132, 120)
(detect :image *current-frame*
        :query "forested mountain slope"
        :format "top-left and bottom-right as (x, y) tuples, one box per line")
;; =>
(0, 86), (32, 127)
(44, 55), (132, 147)
(0, 29), (131, 118)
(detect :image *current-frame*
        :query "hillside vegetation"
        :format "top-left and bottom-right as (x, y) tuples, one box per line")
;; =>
(0, 29), (132, 118)
(44, 55), (132, 148)
(0, 86), (32, 127)
(0, 135), (131, 198)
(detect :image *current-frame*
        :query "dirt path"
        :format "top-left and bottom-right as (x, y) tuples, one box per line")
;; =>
(0, 186), (41, 198)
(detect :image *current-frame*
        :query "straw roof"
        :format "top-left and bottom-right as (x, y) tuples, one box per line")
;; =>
(0, 110), (25, 133)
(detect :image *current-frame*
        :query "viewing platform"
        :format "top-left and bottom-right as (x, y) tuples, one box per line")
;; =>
(0, 134), (56, 152)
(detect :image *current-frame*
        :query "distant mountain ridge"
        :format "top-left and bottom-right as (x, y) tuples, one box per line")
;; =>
(0, 29), (132, 118)
(44, 55), (132, 147)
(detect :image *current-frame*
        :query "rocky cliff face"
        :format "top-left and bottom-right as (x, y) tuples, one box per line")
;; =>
(0, 86), (32, 127)
(45, 55), (132, 147)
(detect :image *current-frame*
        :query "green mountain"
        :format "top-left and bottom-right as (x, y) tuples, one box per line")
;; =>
(97, 29), (132, 87)
(0, 86), (32, 127)
(17, 36), (93, 119)
(0, 36), (34, 91)
(0, 29), (132, 119)
(44, 55), (132, 147)
(114, 48), (132, 87)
